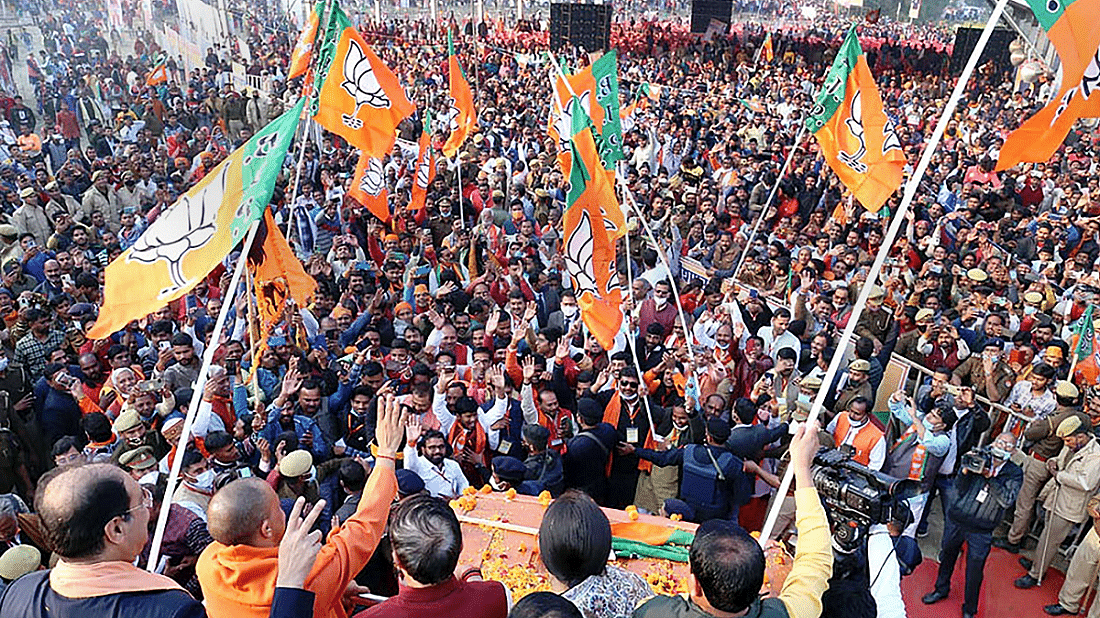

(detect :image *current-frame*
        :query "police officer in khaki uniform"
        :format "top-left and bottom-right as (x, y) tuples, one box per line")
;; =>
(996, 380), (1087, 553)
(854, 285), (895, 355)
(1045, 495), (1100, 616)
(1016, 416), (1100, 588)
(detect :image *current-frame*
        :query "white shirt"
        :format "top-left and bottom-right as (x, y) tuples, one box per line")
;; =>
(432, 392), (509, 450)
(403, 445), (469, 499)
(758, 325), (801, 365)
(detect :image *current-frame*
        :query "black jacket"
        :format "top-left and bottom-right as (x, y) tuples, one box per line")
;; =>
(563, 422), (617, 504)
(948, 461), (1024, 532)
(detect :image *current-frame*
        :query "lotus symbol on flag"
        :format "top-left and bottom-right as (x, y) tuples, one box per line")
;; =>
(340, 39), (391, 130)
(553, 92), (591, 150)
(360, 157), (385, 196)
(128, 163), (226, 299)
(839, 90), (869, 174)
(564, 210), (599, 300)
(447, 98), (462, 132)
(415, 152), (431, 188)
(882, 115), (902, 154)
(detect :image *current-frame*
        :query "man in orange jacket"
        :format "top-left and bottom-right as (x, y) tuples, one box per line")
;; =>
(197, 392), (407, 618)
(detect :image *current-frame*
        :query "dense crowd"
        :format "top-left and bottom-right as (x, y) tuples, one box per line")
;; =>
(0, 1), (1095, 618)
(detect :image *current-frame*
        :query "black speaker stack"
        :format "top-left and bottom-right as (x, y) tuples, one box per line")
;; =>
(549, 3), (613, 52)
(949, 26), (1014, 75)
(690, 0), (733, 34)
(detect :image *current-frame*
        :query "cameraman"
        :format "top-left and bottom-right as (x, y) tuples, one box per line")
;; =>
(632, 422), (832, 618)
(922, 432), (1022, 618)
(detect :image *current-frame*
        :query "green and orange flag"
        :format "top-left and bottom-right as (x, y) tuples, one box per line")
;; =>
(806, 26), (904, 213)
(561, 98), (622, 351)
(442, 30), (477, 158)
(87, 99), (306, 339)
(996, 0), (1100, 171)
(313, 4), (414, 158)
(548, 51), (624, 170)
(146, 60), (168, 86)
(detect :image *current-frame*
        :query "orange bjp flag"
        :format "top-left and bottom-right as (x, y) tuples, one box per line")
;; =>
(561, 97), (623, 352)
(995, 0), (1100, 171)
(410, 110), (436, 211)
(348, 150), (390, 222)
(805, 27), (905, 213)
(249, 208), (318, 328)
(314, 6), (414, 158)
(287, 7), (320, 80)
(442, 30), (477, 158)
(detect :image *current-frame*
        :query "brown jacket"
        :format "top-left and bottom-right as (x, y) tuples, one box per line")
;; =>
(1024, 405), (1089, 460)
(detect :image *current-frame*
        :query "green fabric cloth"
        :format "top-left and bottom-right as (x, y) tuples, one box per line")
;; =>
(611, 529), (695, 562)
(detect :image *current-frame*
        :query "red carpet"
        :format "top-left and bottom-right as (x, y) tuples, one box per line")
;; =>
(901, 546), (1065, 618)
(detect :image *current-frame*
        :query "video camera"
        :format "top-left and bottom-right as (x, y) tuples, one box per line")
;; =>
(960, 445), (1010, 476)
(812, 448), (920, 552)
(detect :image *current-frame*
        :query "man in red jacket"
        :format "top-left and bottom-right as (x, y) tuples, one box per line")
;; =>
(355, 494), (507, 618)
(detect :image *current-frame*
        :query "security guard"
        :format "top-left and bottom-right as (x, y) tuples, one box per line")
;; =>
(1016, 416), (1100, 588)
(995, 380), (1087, 553)
(854, 285), (895, 355)
(622, 418), (753, 523)
(1046, 496), (1100, 616)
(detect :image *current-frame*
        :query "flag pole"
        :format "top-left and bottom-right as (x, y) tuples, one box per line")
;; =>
(285, 0), (336, 237)
(757, 0), (1013, 545)
(730, 123), (807, 283)
(456, 154), (465, 225)
(620, 205), (661, 441)
(243, 264), (262, 401)
(147, 219), (262, 571)
(616, 171), (694, 354)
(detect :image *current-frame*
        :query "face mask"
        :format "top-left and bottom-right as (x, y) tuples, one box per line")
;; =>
(922, 416), (937, 432)
(990, 446), (1010, 460)
(716, 341), (730, 350)
(1024, 306), (1037, 315)
(489, 475), (508, 491)
(562, 306), (578, 319)
(654, 296), (668, 308)
(190, 469), (215, 493)
(797, 393), (811, 405)
(0, 356), (9, 372)
(621, 390), (638, 402)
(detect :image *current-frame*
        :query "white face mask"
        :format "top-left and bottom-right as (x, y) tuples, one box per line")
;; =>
(562, 305), (578, 319)
(654, 296), (668, 308)
(189, 469), (215, 493)
(489, 475), (508, 491)
(0, 356), (9, 372)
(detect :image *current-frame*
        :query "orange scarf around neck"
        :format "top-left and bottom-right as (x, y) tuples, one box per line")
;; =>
(50, 559), (185, 598)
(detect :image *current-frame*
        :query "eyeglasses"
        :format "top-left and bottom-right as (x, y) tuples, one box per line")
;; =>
(121, 486), (154, 518)
(620, 381), (639, 389)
